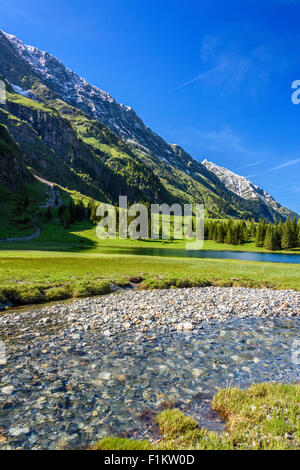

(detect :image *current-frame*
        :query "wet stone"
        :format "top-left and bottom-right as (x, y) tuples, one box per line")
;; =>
(0, 286), (299, 449)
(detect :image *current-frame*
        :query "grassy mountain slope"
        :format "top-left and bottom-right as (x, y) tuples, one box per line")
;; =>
(30, 81), (272, 219)
(0, 85), (168, 205)
(0, 123), (49, 238)
(0, 80), (274, 220)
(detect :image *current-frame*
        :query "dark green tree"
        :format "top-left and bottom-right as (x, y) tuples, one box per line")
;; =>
(46, 207), (52, 221)
(264, 225), (276, 251)
(281, 218), (294, 250)
(255, 219), (265, 247)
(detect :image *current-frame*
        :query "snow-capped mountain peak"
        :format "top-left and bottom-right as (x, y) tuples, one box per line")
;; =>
(202, 159), (278, 206)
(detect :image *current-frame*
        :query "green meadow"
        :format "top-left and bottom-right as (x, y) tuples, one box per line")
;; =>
(0, 218), (299, 307)
(2, 218), (300, 253)
(0, 243), (299, 307)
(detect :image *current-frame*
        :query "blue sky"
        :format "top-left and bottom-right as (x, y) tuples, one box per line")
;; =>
(1, 0), (300, 213)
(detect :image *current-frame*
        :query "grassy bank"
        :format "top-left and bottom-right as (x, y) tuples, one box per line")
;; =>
(0, 249), (299, 306)
(94, 383), (300, 450)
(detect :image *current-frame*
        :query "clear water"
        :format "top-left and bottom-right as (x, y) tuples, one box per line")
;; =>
(97, 246), (300, 264)
(0, 316), (299, 449)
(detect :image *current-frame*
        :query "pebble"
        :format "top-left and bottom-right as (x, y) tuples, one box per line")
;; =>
(9, 427), (29, 437)
(1, 386), (14, 395)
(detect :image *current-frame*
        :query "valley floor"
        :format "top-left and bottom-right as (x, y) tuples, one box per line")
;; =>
(0, 248), (300, 308)
(2, 219), (300, 254)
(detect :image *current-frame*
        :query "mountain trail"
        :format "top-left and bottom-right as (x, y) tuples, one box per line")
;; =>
(34, 175), (61, 209)
(0, 176), (60, 242)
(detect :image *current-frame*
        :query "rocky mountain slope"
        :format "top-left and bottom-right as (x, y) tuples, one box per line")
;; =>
(0, 123), (33, 192)
(202, 159), (294, 216)
(0, 29), (297, 222)
(0, 83), (167, 205)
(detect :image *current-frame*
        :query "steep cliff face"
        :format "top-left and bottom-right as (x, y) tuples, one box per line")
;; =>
(0, 123), (32, 193)
(0, 32), (36, 90)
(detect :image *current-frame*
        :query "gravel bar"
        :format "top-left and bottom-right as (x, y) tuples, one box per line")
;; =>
(0, 286), (300, 338)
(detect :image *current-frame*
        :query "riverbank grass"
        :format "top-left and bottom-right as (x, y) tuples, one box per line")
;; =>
(0, 251), (300, 306)
(94, 383), (300, 450)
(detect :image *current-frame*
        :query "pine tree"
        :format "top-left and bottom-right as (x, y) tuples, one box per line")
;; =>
(264, 225), (276, 251)
(54, 193), (59, 206)
(204, 221), (209, 239)
(61, 207), (72, 228)
(255, 219), (265, 247)
(79, 200), (86, 220)
(58, 204), (65, 225)
(273, 224), (282, 250)
(281, 218), (293, 250)
(68, 200), (78, 224)
(216, 223), (225, 243)
(231, 224), (239, 245)
(89, 201), (98, 225)
(250, 220), (256, 238)
(291, 217), (298, 247)
(209, 222), (216, 241)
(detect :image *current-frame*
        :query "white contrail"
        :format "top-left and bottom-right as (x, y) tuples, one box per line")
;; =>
(168, 63), (227, 93)
(269, 158), (300, 171)
(237, 160), (265, 170)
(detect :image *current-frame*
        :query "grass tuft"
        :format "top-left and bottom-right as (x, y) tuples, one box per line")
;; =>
(93, 383), (300, 451)
(72, 280), (112, 298)
(93, 437), (153, 450)
(44, 287), (70, 301)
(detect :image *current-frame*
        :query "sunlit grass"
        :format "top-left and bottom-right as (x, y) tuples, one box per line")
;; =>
(0, 247), (299, 306)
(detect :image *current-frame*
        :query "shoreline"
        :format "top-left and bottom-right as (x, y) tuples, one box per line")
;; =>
(1, 286), (299, 336)
(1, 282), (300, 316)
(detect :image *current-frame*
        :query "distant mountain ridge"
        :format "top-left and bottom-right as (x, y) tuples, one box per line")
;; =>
(0, 29), (298, 222)
(202, 159), (280, 207)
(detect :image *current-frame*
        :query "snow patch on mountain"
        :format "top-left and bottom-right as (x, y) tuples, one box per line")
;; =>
(202, 159), (278, 206)
(10, 83), (31, 98)
(2, 31), (123, 106)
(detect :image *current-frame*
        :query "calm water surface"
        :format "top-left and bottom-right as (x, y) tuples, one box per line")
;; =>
(98, 246), (300, 264)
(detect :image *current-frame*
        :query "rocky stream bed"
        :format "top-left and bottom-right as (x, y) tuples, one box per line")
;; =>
(0, 287), (299, 449)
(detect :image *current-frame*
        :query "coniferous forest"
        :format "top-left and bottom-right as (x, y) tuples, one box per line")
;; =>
(57, 197), (300, 251)
(204, 218), (300, 250)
